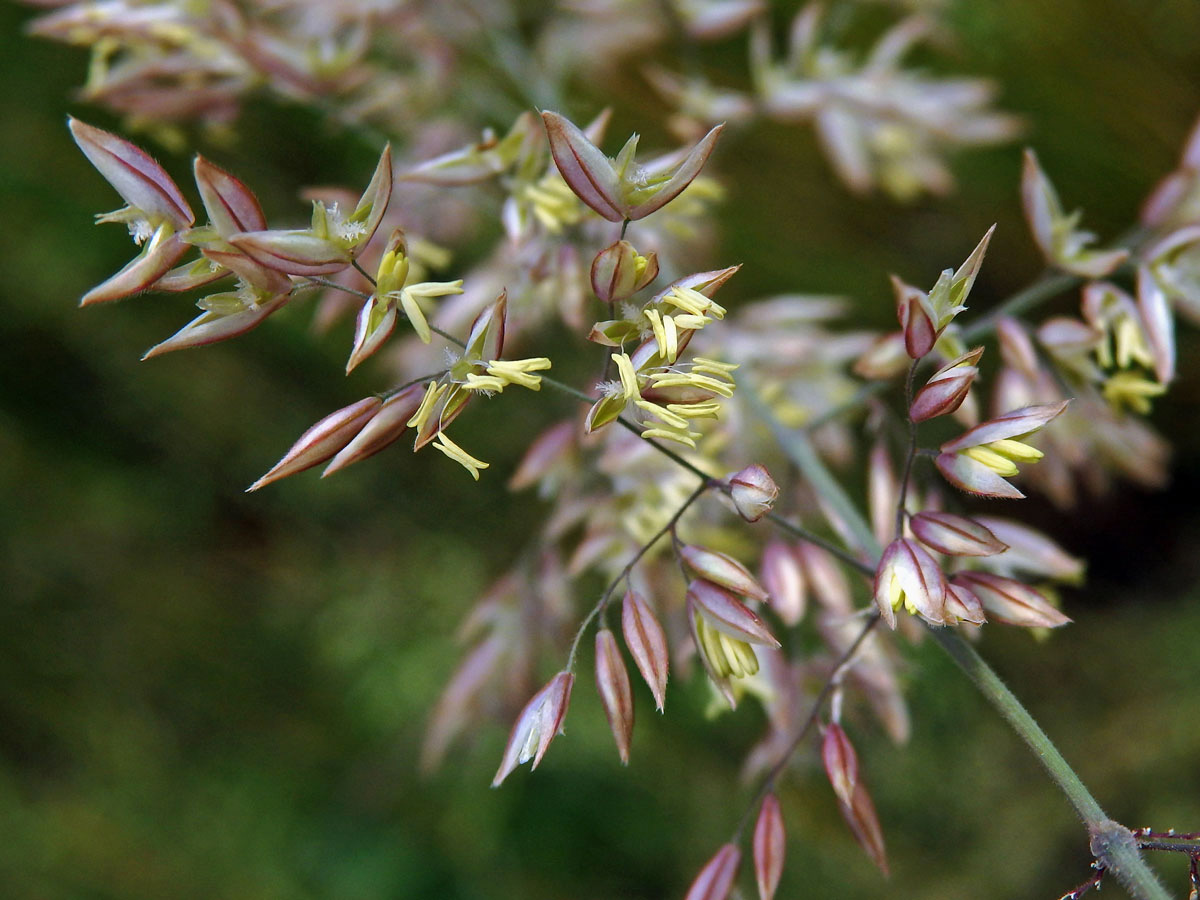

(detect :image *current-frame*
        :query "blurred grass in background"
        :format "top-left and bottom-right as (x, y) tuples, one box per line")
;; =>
(3, 1), (1200, 898)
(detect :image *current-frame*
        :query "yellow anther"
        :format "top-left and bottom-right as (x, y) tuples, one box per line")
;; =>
(963, 445), (1020, 477)
(691, 357), (739, 373)
(1113, 316), (1154, 371)
(407, 382), (447, 431)
(641, 427), (699, 448)
(431, 431), (489, 480)
(666, 401), (722, 419)
(485, 357), (550, 391)
(718, 632), (746, 677)
(661, 314), (679, 362)
(649, 372), (735, 398)
(697, 617), (730, 677)
(722, 633), (759, 677)
(645, 309), (668, 359)
(988, 439), (1044, 463)
(663, 286), (709, 316)
(612, 352), (640, 400)
(1104, 372), (1167, 414)
(634, 399), (689, 430)
(398, 289), (431, 343)
(886, 572), (905, 612)
(462, 374), (507, 393)
(375, 246), (410, 297)
(671, 313), (710, 330)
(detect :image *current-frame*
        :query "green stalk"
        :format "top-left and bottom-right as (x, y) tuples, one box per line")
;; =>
(749, 390), (1169, 899)
(930, 630), (1170, 900)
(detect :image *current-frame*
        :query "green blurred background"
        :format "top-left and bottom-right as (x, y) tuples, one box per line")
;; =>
(4, 2), (1200, 898)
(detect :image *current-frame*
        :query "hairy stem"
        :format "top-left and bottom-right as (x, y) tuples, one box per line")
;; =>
(930, 630), (1170, 900)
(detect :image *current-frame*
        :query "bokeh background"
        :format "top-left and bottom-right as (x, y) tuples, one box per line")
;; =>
(4, 1), (1200, 898)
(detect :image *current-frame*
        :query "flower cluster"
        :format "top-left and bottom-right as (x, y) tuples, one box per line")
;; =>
(56, 7), (1200, 892)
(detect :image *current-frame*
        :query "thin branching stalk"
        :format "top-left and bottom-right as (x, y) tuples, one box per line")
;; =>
(564, 478), (711, 673)
(894, 359), (919, 539)
(731, 613), (882, 842)
(758, 380), (1171, 900)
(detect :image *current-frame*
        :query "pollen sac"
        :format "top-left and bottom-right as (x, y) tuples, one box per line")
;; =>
(687, 580), (780, 708)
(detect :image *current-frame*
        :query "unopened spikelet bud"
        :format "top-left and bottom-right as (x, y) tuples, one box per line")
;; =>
(760, 540), (806, 626)
(508, 421), (576, 492)
(840, 781), (889, 876)
(492, 671), (574, 787)
(322, 385), (425, 476)
(594, 629), (634, 764)
(683, 843), (741, 900)
(753, 794), (785, 900)
(950, 572), (1071, 629)
(727, 463), (779, 522)
(621, 590), (670, 711)
(868, 440), (899, 549)
(248, 396), (382, 491)
(591, 240), (659, 303)
(910, 511), (1007, 557)
(853, 331), (910, 380)
(873, 538), (948, 629)
(909, 347), (983, 423)
(944, 582), (986, 625)
(973, 516), (1085, 583)
(821, 723), (859, 808)
(894, 275), (938, 359)
(680, 545), (770, 603)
